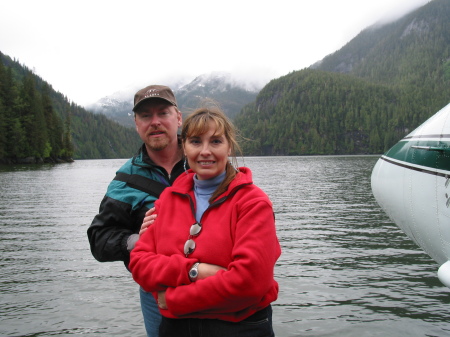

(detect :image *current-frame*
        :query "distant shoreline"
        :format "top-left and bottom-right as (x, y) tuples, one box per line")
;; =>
(0, 156), (74, 165)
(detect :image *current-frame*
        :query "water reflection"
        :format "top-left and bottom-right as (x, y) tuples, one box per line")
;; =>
(1, 157), (450, 336)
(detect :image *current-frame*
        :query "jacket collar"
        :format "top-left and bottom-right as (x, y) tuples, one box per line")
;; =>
(171, 167), (253, 199)
(130, 144), (155, 168)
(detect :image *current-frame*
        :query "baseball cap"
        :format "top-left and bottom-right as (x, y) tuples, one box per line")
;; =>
(133, 85), (178, 112)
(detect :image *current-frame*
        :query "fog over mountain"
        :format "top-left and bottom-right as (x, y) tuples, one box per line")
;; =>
(86, 72), (263, 128)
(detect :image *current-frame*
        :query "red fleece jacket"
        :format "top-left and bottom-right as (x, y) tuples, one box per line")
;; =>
(130, 167), (281, 322)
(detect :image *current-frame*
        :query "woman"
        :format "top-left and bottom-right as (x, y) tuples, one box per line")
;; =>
(130, 106), (281, 336)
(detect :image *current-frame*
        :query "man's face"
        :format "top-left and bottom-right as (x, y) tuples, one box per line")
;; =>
(134, 100), (182, 152)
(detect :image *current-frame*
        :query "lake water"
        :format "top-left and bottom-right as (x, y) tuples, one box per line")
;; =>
(1, 156), (449, 337)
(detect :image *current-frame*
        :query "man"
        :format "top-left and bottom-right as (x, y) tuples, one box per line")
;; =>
(87, 85), (185, 337)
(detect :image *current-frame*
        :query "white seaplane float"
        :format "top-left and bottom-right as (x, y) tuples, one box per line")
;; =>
(371, 102), (450, 287)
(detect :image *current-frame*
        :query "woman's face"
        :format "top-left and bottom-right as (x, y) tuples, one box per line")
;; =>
(184, 121), (231, 180)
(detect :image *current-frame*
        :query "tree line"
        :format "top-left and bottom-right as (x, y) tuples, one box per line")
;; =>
(234, 69), (445, 155)
(234, 0), (450, 156)
(0, 56), (72, 163)
(0, 53), (141, 163)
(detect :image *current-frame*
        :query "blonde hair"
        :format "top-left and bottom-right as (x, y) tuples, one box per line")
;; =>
(181, 106), (242, 202)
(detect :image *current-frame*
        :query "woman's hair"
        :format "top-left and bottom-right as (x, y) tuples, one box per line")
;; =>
(181, 105), (242, 202)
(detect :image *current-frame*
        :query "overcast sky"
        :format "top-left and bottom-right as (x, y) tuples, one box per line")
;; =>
(0, 0), (431, 106)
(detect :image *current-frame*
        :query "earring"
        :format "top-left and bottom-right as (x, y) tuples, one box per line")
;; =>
(184, 158), (188, 174)
(229, 160), (239, 172)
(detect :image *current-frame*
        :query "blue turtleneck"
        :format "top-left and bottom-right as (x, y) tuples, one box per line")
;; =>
(193, 171), (226, 222)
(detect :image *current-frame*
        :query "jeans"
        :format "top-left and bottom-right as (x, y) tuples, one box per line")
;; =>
(159, 305), (274, 337)
(140, 287), (162, 337)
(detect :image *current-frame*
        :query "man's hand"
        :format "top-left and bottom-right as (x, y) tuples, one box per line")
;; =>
(157, 291), (167, 309)
(140, 207), (157, 236)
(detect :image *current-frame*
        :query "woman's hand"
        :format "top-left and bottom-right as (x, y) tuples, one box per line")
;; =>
(140, 207), (157, 236)
(198, 263), (227, 280)
(156, 265), (227, 310)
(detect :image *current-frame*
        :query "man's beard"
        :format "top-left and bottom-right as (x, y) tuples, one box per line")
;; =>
(146, 135), (169, 152)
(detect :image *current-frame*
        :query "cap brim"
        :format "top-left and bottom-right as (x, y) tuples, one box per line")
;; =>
(133, 97), (177, 112)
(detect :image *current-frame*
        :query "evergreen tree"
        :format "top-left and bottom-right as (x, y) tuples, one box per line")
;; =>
(0, 97), (6, 158)
(0, 59), (6, 157)
(41, 83), (63, 159)
(62, 111), (74, 159)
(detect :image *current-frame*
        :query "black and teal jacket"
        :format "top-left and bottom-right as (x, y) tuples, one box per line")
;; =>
(87, 144), (185, 268)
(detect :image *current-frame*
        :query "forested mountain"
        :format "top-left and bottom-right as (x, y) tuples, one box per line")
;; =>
(0, 53), (141, 162)
(86, 95), (135, 128)
(2, 0), (448, 161)
(87, 72), (259, 128)
(235, 0), (450, 155)
(0, 55), (72, 163)
(175, 73), (260, 120)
